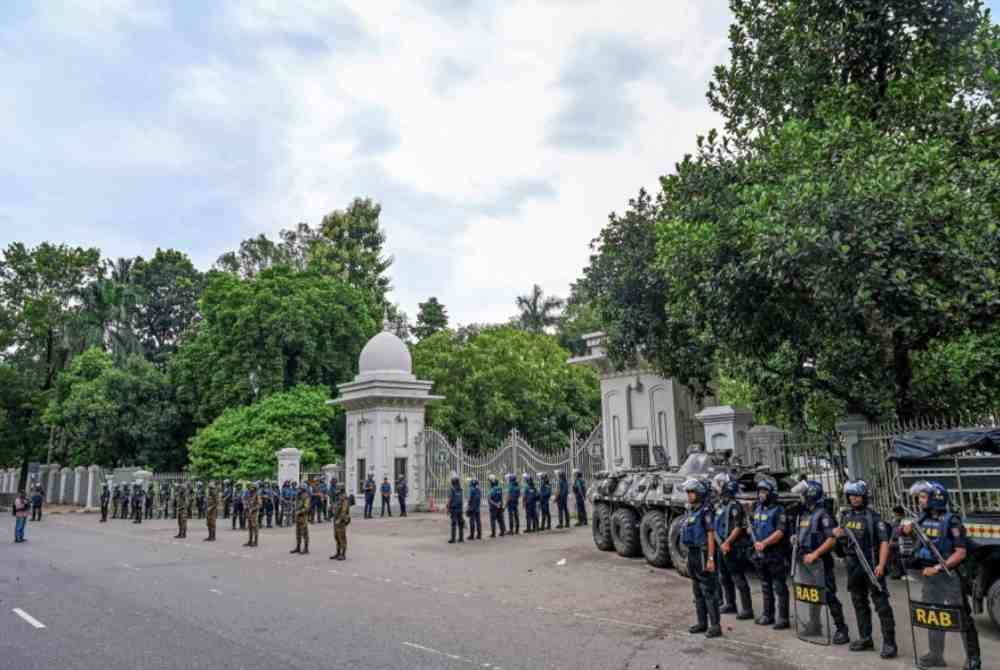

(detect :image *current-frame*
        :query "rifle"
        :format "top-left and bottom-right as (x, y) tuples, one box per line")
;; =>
(841, 524), (884, 593)
(900, 503), (953, 577)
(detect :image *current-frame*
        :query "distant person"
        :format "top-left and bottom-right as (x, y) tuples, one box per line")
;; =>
(30, 485), (44, 521)
(572, 470), (587, 526)
(363, 476), (376, 519)
(13, 490), (29, 543)
(331, 489), (351, 561)
(396, 476), (408, 517)
(380, 477), (392, 517)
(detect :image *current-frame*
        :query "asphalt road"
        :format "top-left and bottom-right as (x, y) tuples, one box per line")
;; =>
(1, 510), (996, 670)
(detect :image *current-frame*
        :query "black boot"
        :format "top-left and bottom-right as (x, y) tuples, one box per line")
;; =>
(833, 625), (850, 645)
(705, 625), (722, 639)
(301, 538), (309, 555)
(689, 622), (708, 634)
(849, 638), (874, 652)
(879, 634), (897, 659)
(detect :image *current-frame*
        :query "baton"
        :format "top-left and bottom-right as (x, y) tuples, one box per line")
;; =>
(900, 504), (953, 577)
(841, 524), (884, 593)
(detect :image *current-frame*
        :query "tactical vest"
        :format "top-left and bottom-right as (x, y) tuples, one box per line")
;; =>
(839, 508), (879, 563)
(682, 504), (711, 547)
(508, 485), (520, 504)
(797, 507), (827, 553)
(916, 512), (956, 563)
(489, 485), (503, 503)
(752, 503), (782, 544)
(714, 500), (743, 541)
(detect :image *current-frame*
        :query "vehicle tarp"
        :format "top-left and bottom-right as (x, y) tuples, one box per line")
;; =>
(888, 429), (1000, 462)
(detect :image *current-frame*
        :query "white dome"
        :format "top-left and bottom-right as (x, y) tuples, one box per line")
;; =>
(358, 331), (412, 376)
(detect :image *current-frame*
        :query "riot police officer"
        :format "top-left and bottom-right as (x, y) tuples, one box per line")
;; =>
(396, 476), (408, 517)
(99, 483), (110, 522)
(467, 477), (482, 540)
(572, 469), (587, 526)
(145, 483), (155, 520)
(222, 479), (232, 519)
(795, 480), (850, 644)
(681, 478), (722, 638)
(751, 479), (790, 629)
(132, 483), (144, 524)
(447, 474), (464, 544)
(160, 482), (172, 519)
(363, 476), (376, 519)
(506, 473), (521, 535)
(901, 481), (981, 670)
(712, 473), (753, 620)
(262, 483), (274, 528)
(232, 482), (245, 530)
(523, 474), (538, 533)
(539, 473), (552, 531)
(487, 474), (506, 537)
(556, 471), (570, 528)
(834, 479), (897, 658)
(112, 484), (121, 519)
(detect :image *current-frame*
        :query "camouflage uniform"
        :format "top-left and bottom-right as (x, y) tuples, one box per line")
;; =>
(244, 485), (260, 547)
(332, 493), (350, 560)
(291, 489), (310, 554)
(205, 484), (219, 541)
(174, 484), (189, 539)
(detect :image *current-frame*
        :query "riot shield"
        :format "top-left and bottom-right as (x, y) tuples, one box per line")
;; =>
(793, 558), (832, 645)
(906, 568), (969, 669)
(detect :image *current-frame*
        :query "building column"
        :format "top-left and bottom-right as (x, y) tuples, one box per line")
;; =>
(74, 466), (86, 506)
(836, 415), (868, 481)
(59, 466), (71, 503)
(86, 465), (101, 509)
(46, 464), (60, 503)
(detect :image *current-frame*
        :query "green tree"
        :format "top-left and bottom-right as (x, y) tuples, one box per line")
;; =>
(317, 198), (393, 306)
(132, 249), (205, 366)
(385, 303), (412, 342)
(412, 326), (600, 451)
(515, 284), (564, 333)
(188, 385), (335, 480)
(413, 297), (449, 340)
(44, 348), (181, 468)
(556, 282), (604, 356)
(170, 267), (377, 427)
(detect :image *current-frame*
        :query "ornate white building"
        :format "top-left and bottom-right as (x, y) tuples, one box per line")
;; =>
(329, 331), (442, 502)
(569, 332), (715, 470)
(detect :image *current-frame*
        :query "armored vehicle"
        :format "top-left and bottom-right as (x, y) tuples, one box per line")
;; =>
(889, 428), (1000, 629)
(590, 449), (802, 576)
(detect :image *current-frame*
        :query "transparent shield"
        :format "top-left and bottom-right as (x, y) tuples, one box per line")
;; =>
(793, 558), (832, 645)
(906, 569), (969, 669)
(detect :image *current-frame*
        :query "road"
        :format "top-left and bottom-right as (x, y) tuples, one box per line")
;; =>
(1, 510), (995, 669)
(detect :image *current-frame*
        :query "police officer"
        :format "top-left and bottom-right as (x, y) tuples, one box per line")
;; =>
(112, 484), (121, 519)
(195, 481), (205, 519)
(132, 483), (144, 524)
(796, 480), (850, 644)
(380, 477), (392, 517)
(834, 479), (897, 658)
(681, 478), (722, 638)
(572, 470), (587, 526)
(901, 481), (981, 670)
(751, 479), (790, 629)
(712, 473), (754, 620)
(145, 483), (155, 520)
(160, 482), (172, 520)
(244, 482), (260, 548)
(467, 477), (482, 540)
(556, 471), (570, 528)
(222, 479), (232, 519)
(487, 474), (506, 537)
(262, 483), (274, 528)
(523, 474), (538, 533)
(120, 485), (130, 522)
(506, 473), (521, 535)
(174, 482), (189, 539)
(291, 485), (310, 555)
(99, 483), (110, 522)
(232, 482), (245, 530)
(332, 487), (350, 561)
(448, 474), (464, 544)
(539, 473), (552, 531)
(363, 475), (376, 519)
(396, 476), (408, 517)
(205, 481), (219, 541)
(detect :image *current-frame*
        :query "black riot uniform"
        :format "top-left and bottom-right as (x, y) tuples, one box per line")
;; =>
(751, 480), (790, 629)
(836, 480), (897, 658)
(99, 484), (110, 522)
(795, 480), (849, 644)
(681, 478), (722, 638)
(713, 475), (754, 619)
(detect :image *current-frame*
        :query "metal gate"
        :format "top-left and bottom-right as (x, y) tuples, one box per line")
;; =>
(418, 423), (604, 511)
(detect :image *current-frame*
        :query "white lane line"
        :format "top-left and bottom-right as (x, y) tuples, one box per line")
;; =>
(12, 608), (46, 629)
(209, 589), (222, 595)
(402, 642), (501, 670)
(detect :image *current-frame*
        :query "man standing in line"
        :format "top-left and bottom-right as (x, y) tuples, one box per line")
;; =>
(380, 477), (392, 517)
(112, 484), (121, 519)
(31, 484), (44, 521)
(132, 483), (144, 524)
(175, 482), (189, 539)
(506, 473), (521, 535)
(572, 470), (588, 526)
(396, 476), (408, 517)
(448, 474), (464, 544)
(539, 473), (552, 531)
(363, 475), (376, 519)
(232, 482), (245, 531)
(291, 484), (310, 555)
(523, 474), (538, 533)
(100, 483), (110, 523)
(331, 488), (351, 560)
(205, 481), (219, 542)
(467, 477), (482, 540)
(13, 490), (29, 543)
(244, 483), (260, 548)
(556, 471), (570, 528)
(487, 474), (506, 538)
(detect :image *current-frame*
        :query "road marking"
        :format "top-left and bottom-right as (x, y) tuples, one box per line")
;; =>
(402, 642), (501, 670)
(12, 608), (46, 629)
(209, 589), (222, 595)
(572, 612), (657, 630)
(118, 563), (139, 571)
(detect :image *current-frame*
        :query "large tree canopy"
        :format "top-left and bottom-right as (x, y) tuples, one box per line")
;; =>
(171, 266), (377, 427)
(188, 385), (336, 481)
(412, 326), (600, 451)
(581, 0), (1000, 425)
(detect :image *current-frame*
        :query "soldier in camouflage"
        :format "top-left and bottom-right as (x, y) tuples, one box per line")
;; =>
(204, 481), (219, 542)
(243, 483), (260, 547)
(291, 485), (310, 555)
(174, 482), (189, 539)
(332, 489), (350, 560)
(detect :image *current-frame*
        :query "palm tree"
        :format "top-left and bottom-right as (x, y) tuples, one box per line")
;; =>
(75, 258), (145, 361)
(515, 284), (564, 333)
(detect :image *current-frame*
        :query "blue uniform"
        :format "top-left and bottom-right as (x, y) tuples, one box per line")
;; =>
(448, 483), (464, 543)
(556, 474), (570, 527)
(363, 478), (375, 518)
(751, 502), (789, 625)
(715, 498), (753, 616)
(572, 476), (587, 525)
(682, 503), (720, 630)
(379, 480), (392, 517)
(507, 480), (521, 534)
(524, 481), (538, 532)
(488, 482), (506, 537)
(396, 479), (408, 517)
(467, 483), (482, 540)
(539, 479), (552, 530)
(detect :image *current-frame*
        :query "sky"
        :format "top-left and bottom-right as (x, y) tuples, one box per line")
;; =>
(2, 1), (997, 327)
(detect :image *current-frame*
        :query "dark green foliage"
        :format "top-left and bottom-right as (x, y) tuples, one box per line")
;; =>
(413, 296), (449, 340)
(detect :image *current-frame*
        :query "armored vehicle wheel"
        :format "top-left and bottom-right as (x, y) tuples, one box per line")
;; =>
(988, 578), (1000, 630)
(611, 508), (641, 557)
(668, 514), (690, 577)
(639, 510), (672, 568)
(592, 503), (614, 551)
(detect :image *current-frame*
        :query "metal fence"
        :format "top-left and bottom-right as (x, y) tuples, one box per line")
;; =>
(418, 423), (604, 510)
(747, 427), (847, 496)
